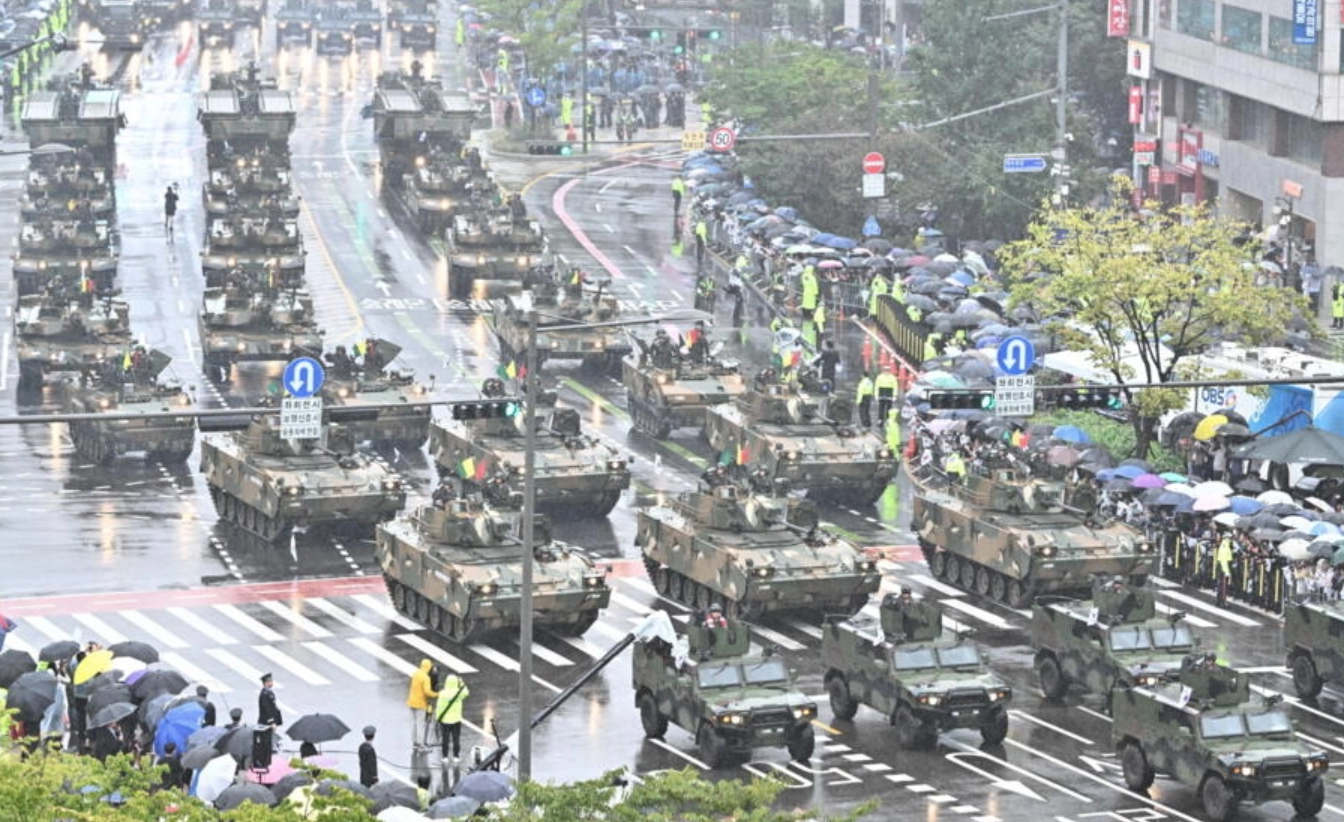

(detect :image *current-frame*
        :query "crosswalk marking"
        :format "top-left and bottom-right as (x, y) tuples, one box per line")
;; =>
(1158, 589), (1260, 627)
(349, 637), (418, 676)
(466, 643), (562, 692)
(555, 634), (606, 659)
(748, 623), (806, 652)
(4, 633), (36, 656)
(303, 641), (379, 682)
(395, 633), (479, 675)
(24, 615), (73, 643)
(166, 606), (238, 645)
(522, 641), (573, 668)
(351, 593), (420, 630)
(212, 604), (285, 642)
(306, 597), (379, 634)
(258, 600), (334, 639)
(608, 591), (652, 616)
(589, 621), (628, 643)
(206, 647), (268, 686)
(253, 644), (331, 686)
(70, 612), (129, 645)
(119, 610), (190, 649)
(1156, 602), (1216, 629)
(161, 650), (232, 693)
(940, 598), (1011, 630)
(786, 618), (823, 640)
(906, 574), (965, 598)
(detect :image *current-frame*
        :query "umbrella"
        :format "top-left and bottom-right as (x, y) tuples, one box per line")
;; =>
(1132, 474), (1166, 489)
(193, 755), (236, 804)
(1160, 472), (1189, 483)
(1280, 538), (1314, 562)
(371, 781), (421, 812)
(1252, 528), (1287, 542)
(1096, 469), (1118, 482)
(1052, 425), (1091, 444)
(1114, 465), (1146, 480)
(188, 726), (228, 750)
(453, 770), (516, 803)
(1237, 427), (1344, 465)
(1045, 445), (1080, 467)
(140, 692), (174, 731)
(1281, 516), (1315, 532)
(6, 670), (56, 723)
(107, 641), (159, 665)
(39, 640), (79, 663)
(1235, 476), (1268, 494)
(1192, 481), (1234, 497)
(1163, 411), (1205, 445)
(428, 796), (482, 819)
(91, 702), (137, 728)
(215, 726), (257, 760)
(87, 683), (133, 718)
(1240, 513), (1283, 530)
(155, 701), (205, 758)
(1216, 423), (1252, 439)
(1310, 542), (1337, 560)
(0, 649), (36, 688)
(1265, 503), (1303, 516)
(1193, 414), (1230, 441)
(1104, 479), (1134, 492)
(1192, 495), (1230, 512)
(109, 657), (146, 677)
(1119, 458), (1151, 470)
(1213, 512), (1241, 528)
(1164, 483), (1198, 497)
(271, 772), (314, 801)
(1227, 496), (1264, 515)
(74, 650), (113, 685)
(181, 743), (223, 770)
(131, 668), (188, 701)
(1311, 521), (1343, 537)
(287, 713), (351, 745)
(216, 783), (279, 811)
(1335, 546), (1344, 566)
(1257, 490), (1296, 506)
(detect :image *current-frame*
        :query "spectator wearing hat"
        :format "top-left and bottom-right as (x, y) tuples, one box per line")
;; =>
(358, 726), (379, 788)
(223, 707), (243, 730)
(258, 673), (282, 728)
(196, 686), (215, 727)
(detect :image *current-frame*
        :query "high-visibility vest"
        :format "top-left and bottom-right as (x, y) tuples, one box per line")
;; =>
(856, 376), (874, 402)
(874, 371), (898, 395)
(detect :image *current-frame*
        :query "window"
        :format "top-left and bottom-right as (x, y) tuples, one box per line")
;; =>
(1268, 16), (1318, 70)
(1246, 711), (1293, 736)
(892, 647), (938, 670)
(1286, 113), (1324, 165)
(936, 645), (981, 668)
(1158, 0), (1173, 29)
(1230, 96), (1269, 148)
(1199, 714), (1245, 739)
(1194, 84), (1224, 132)
(1151, 625), (1194, 649)
(1176, 0), (1214, 39)
(697, 664), (742, 689)
(1221, 6), (1261, 55)
(1109, 627), (1152, 651)
(741, 659), (788, 685)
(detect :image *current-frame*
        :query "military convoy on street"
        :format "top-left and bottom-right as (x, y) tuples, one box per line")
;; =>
(492, 273), (631, 376)
(624, 332), (746, 439)
(15, 293), (131, 389)
(59, 350), (195, 465)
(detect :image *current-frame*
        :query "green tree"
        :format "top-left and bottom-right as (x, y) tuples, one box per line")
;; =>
(472, 0), (584, 85)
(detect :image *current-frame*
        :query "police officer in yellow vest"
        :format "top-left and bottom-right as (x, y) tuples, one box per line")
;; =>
(1333, 283), (1344, 329)
(944, 451), (967, 483)
(1214, 533), (1235, 608)
(885, 408), (902, 453)
(855, 374), (874, 427)
(671, 176), (686, 215)
(874, 369), (899, 424)
(923, 331), (943, 364)
(890, 275), (906, 304)
(799, 264), (819, 315)
(867, 272), (888, 318)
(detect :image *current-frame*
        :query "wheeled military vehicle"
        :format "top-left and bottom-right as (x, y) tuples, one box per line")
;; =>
(199, 286), (323, 383)
(444, 207), (547, 298)
(1032, 577), (1193, 706)
(636, 476), (880, 618)
(93, 0), (156, 49)
(322, 340), (432, 448)
(346, 0), (383, 44)
(427, 382), (629, 517)
(1282, 598), (1344, 699)
(623, 334), (747, 439)
(59, 350), (195, 464)
(15, 294), (131, 389)
(492, 274), (631, 376)
(824, 592), (1011, 748)
(633, 616), (817, 768)
(705, 381), (896, 505)
(273, 0), (315, 46)
(387, 0), (435, 48)
(315, 7), (356, 54)
(200, 214), (305, 289)
(911, 466), (1155, 607)
(11, 216), (118, 296)
(372, 71), (477, 191)
(376, 486), (610, 642)
(195, 0), (237, 42)
(201, 416), (407, 541)
(1112, 655), (1327, 821)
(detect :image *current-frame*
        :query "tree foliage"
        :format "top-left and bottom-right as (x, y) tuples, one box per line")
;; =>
(472, 0), (584, 82)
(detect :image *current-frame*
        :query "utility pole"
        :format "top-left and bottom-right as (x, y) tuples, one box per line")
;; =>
(581, 5), (589, 155)
(1052, 0), (1070, 206)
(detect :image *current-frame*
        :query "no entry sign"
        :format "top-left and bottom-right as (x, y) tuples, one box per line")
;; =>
(862, 152), (885, 174)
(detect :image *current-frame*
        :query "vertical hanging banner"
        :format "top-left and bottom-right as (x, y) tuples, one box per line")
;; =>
(1108, 0), (1130, 37)
(1294, 0), (1318, 45)
(1128, 86), (1143, 124)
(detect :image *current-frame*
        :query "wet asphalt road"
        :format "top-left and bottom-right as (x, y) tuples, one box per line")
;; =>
(2, 12), (1340, 822)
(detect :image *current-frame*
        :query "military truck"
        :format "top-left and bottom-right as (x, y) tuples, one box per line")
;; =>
(636, 477), (880, 618)
(623, 335), (747, 440)
(1112, 655), (1327, 822)
(705, 381), (896, 505)
(823, 592), (1011, 748)
(322, 340), (432, 448)
(93, 0), (156, 49)
(633, 617), (817, 768)
(273, 0), (315, 47)
(444, 207), (547, 298)
(15, 294), (132, 389)
(1282, 598), (1344, 699)
(372, 71), (477, 193)
(315, 7), (356, 54)
(59, 350), (195, 464)
(200, 214), (305, 289)
(199, 286), (323, 383)
(492, 275), (631, 376)
(387, 0), (435, 48)
(911, 465), (1155, 607)
(1032, 577), (1194, 706)
(377, 487), (611, 642)
(201, 416), (407, 541)
(346, 0), (384, 44)
(195, 0), (236, 42)
(11, 216), (118, 296)
(427, 382), (630, 517)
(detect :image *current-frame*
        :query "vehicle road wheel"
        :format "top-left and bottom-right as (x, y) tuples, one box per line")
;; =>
(894, 705), (927, 751)
(1006, 579), (1033, 608)
(959, 559), (977, 590)
(929, 551), (947, 579)
(1121, 741), (1155, 791)
(1293, 653), (1324, 699)
(828, 676), (858, 721)
(638, 692), (667, 739)
(787, 724), (815, 763)
(696, 723), (729, 769)
(1037, 654), (1067, 700)
(1200, 774), (1239, 822)
(1294, 777), (1325, 817)
(389, 580), (407, 613)
(989, 572), (1007, 603)
(980, 707), (1008, 746)
(944, 556), (961, 586)
(973, 565), (992, 597)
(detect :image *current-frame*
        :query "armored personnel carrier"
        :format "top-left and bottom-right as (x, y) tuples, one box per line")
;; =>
(198, 67), (297, 160)
(195, 0), (237, 42)
(1112, 655), (1327, 821)
(406, 151), (492, 231)
(1282, 598), (1344, 699)
(911, 466), (1154, 607)
(93, 0), (155, 49)
(823, 592), (1011, 748)
(21, 77), (122, 172)
(203, 159), (299, 218)
(492, 274), (631, 376)
(427, 381), (629, 517)
(199, 286), (323, 383)
(322, 340), (432, 448)
(387, 0), (436, 48)
(22, 157), (115, 220)
(59, 350), (195, 464)
(201, 416), (407, 541)
(623, 334), (747, 440)
(444, 206), (546, 298)
(200, 213), (305, 289)
(377, 485), (610, 642)
(12, 216), (118, 296)
(633, 616), (816, 768)
(705, 380), (896, 505)
(15, 294), (132, 389)
(316, 7), (356, 54)
(1032, 577), (1193, 706)
(273, 0), (316, 47)
(372, 70), (477, 195)
(636, 476), (880, 618)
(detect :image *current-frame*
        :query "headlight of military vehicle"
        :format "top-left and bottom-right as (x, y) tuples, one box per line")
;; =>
(1037, 545), (1056, 558)
(383, 479), (402, 491)
(427, 25), (436, 32)
(286, 485), (304, 497)
(439, 198), (450, 210)
(473, 582), (496, 596)
(98, 397), (111, 409)
(656, 374), (668, 385)
(236, 342), (247, 352)
(1137, 541), (1153, 553)
(476, 254), (486, 265)
(752, 566), (774, 579)
(1229, 761), (1257, 777)
(717, 712), (747, 726)
(227, 256), (237, 266)
(792, 705), (816, 720)
(607, 460), (625, 471)
(1309, 755), (1328, 771)
(583, 574), (604, 588)
(178, 394), (191, 407)
(856, 559), (877, 572)
(877, 448), (892, 459)
(916, 694), (943, 706)
(414, 384), (427, 395)
(337, 386), (350, 398)
(517, 256), (530, 268)
(987, 687), (1012, 702)
(302, 22), (311, 27)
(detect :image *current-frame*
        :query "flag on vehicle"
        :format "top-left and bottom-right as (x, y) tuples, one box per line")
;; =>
(458, 456), (476, 480)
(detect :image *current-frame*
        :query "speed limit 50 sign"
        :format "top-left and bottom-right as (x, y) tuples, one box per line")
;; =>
(707, 126), (737, 152)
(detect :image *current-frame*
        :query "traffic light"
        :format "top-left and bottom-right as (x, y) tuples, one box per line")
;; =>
(674, 31), (685, 53)
(701, 28), (721, 41)
(926, 391), (996, 411)
(527, 142), (573, 156)
(452, 400), (521, 420)
(649, 29), (662, 41)
(1055, 388), (1124, 410)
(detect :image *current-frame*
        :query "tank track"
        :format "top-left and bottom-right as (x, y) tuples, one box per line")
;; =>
(381, 574), (599, 643)
(921, 540), (1036, 608)
(69, 422), (193, 466)
(209, 486), (292, 542)
(627, 393), (672, 439)
(642, 557), (868, 621)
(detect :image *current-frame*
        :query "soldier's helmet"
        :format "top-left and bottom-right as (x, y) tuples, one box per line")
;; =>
(481, 377), (506, 398)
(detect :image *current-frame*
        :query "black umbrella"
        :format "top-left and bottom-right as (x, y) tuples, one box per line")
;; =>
(1118, 458), (1151, 470)
(453, 770), (516, 803)
(1252, 528), (1287, 542)
(0, 649), (36, 688)
(180, 743), (222, 771)
(862, 238), (893, 253)
(1103, 479), (1134, 492)
(140, 692), (174, 731)
(215, 727), (256, 760)
(270, 772), (313, 801)
(370, 780), (420, 812)
(1235, 476), (1268, 493)
(1264, 504), (1302, 516)
(1151, 491), (1187, 507)
(287, 713), (351, 745)
(1244, 512), (1286, 529)
(76, 671), (122, 700)
(315, 779), (373, 799)
(39, 640), (80, 663)
(87, 683), (133, 718)
(215, 783), (278, 811)
(1237, 426), (1344, 465)
(91, 702), (137, 728)
(107, 641), (159, 665)
(6, 670), (56, 723)
(188, 726), (227, 750)
(130, 669), (188, 701)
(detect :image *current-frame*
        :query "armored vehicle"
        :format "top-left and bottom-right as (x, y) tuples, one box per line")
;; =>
(199, 286), (323, 383)
(623, 334), (747, 440)
(1282, 598), (1344, 699)
(21, 80), (122, 172)
(633, 616), (817, 768)
(23, 158), (115, 220)
(315, 8), (356, 54)
(406, 152), (492, 231)
(372, 71), (477, 189)
(345, 0), (384, 44)
(15, 294), (131, 388)
(1112, 655), (1327, 821)
(198, 68), (296, 157)
(492, 275), (631, 376)
(444, 206), (547, 298)
(59, 350), (195, 464)
(12, 216), (118, 296)
(1031, 577), (1193, 706)
(200, 214), (305, 289)
(93, 0), (155, 48)
(637, 477), (880, 617)
(427, 381), (629, 517)
(705, 380), (896, 505)
(387, 0), (435, 48)
(235, 0), (263, 26)
(376, 487), (611, 642)
(322, 340), (432, 448)
(201, 416), (406, 541)
(824, 592), (1011, 748)
(195, 0), (236, 42)
(274, 0), (316, 47)
(911, 466), (1155, 607)
(203, 160), (298, 217)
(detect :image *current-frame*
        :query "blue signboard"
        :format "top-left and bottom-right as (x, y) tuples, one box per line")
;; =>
(525, 86), (547, 108)
(283, 356), (325, 398)
(1294, 0), (1318, 45)
(1003, 154), (1047, 174)
(996, 336), (1036, 376)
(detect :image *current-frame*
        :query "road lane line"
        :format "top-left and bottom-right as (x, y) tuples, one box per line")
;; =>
(649, 737), (708, 770)
(396, 633), (479, 675)
(23, 616), (74, 643)
(589, 621), (627, 643)
(748, 624), (806, 652)
(205, 647), (268, 686)
(350, 593), (421, 630)
(1155, 602), (1216, 628)
(165, 606), (238, 645)
(212, 604), (285, 642)
(523, 642), (573, 668)
(1253, 685), (1344, 731)
(467, 644), (562, 693)
(306, 597), (379, 634)
(906, 574), (965, 598)
(608, 591), (652, 616)
(258, 600), (334, 639)
(119, 610), (190, 648)
(349, 637), (417, 676)
(253, 644), (331, 686)
(162, 651), (232, 692)
(555, 634), (605, 659)
(940, 598), (1011, 630)
(1157, 589), (1260, 626)
(302, 641), (378, 682)
(1008, 709), (1095, 744)
(70, 613), (129, 644)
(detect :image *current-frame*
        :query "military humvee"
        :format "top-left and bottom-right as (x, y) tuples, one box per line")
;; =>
(1113, 655), (1327, 822)
(633, 618), (816, 768)
(1283, 598), (1344, 699)
(1032, 578), (1194, 705)
(823, 592), (1011, 748)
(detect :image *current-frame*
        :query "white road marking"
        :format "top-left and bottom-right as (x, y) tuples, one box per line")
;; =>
(302, 641), (378, 682)
(608, 591), (652, 616)
(205, 647), (268, 686)
(305, 597), (379, 634)
(396, 633), (479, 675)
(906, 574), (965, 598)
(349, 637), (417, 677)
(212, 604), (285, 642)
(555, 634), (606, 659)
(649, 737), (708, 769)
(118, 610), (190, 648)
(747, 623), (806, 652)
(257, 600), (334, 638)
(940, 598), (1011, 630)
(523, 642), (573, 668)
(70, 613), (129, 645)
(1157, 589), (1260, 626)
(1008, 709), (1095, 744)
(351, 593), (421, 630)
(467, 644), (561, 693)
(786, 618), (824, 640)
(252, 644), (331, 686)
(162, 650), (232, 692)
(589, 621), (628, 643)
(1155, 602), (1216, 628)
(4, 634), (36, 656)
(166, 606), (238, 645)
(23, 616), (74, 643)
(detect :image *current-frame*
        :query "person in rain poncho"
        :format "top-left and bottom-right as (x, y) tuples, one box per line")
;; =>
(406, 659), (438, 746)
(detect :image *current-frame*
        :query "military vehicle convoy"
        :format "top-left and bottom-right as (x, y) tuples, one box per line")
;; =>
(198, 67), (297, 159)
(633, 617), (817, 768)
(444, 207), (547, 298)
(199, 286), (323, 383)
(1112, 656), (1327, 821)
(11, 216), (119, 296)
(93, 0), (156, 49)
(1032, 577), (1194, 706)
(23, 156), (115, 220)
(492, 273), (631, 376)
(823, 592), (1011, 748)
(203, 160), (298, 218)
(322, 340), (432, 448)
(59, 350), (195, 464)
(911, 466), (1155, 607)
(273, 0), (316, 47)
(376, 486), (611, 642)
(195, 0), (237, 42)
(705, 381), (896, 505)
(371, 72), (477, 210)
(636, 476), (880, 618)
(387, 0), (436, 48)
(624, 334), (747, 440)
(315, 0), (381, 52)
(1283, 598), (1344, 698)
(201, 416), (407, 541)
(427, 381), (629, 517)
(15, 294), (132, 389)
(21, 77), (123, 172)
(200, 214), (305, 289)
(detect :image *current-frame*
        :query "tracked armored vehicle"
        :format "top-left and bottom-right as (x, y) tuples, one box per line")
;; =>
(203, 160), (299, 218)
(21, 78), (123, 172)
(492, 274), (631, 376)
(59, 350), (195, 464)
(199, 286), (323, 383)
(200, 213), (305, 289)
(372, 71), (478, 220)
(376, 487), (611, 642)
(444, 206), (546, 298)
(1282, 598), (1344, 699)
(22, 158), (115, 220)
(273, 0), (316, 46)
(11, 216), (118, 296)
(15, 294), (131, 389)
(911, 466), (1154, 607)
(633, 616), (817, 768)
(1113, 656), (1327, 822)
(623, 335), (746, 440)
(195, 0), (236, 42)
(198, 68), (297, 164)
(705, 381), (896, 505)
(201, 416), (406, 541)
(387, 0), (435, 48)
(406, 153), (491, 231)
(636, 476), (880, 618)
(322, 340), (432, 448)
(824, 592), (1011, 748)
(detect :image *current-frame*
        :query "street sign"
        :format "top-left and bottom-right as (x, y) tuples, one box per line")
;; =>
(996, 335), (1035, 375)
(681, 130), (706, 152)
(1134, 151), (1155, 165)
(283, 356), (325, 398)
(861, 173), (885, 198)
(1003, 154), (1048, 173)
(524, 86), (546, 108)
(707, 126), (736, 152)
(994, 375), (1036, 417)
(280, 397), (323, 440)
(862, 151), (885, 174)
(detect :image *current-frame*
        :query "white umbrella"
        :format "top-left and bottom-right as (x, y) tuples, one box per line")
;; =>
(193, 754), (236, 805)
(1280, 538), (1313, 562)
(1306, 496), (1334, 512)
(109, 657), (146, 676)
(1281, 516), (1315, 532)
(1164, 483), (1198, 497)
(40, 680), (67, 737)
(377, 808), (431, 822)
(1192, 495), (1230, 512)
(1257, 490), (1295, 506)
(1192, 480), (1234, 497)
(1213, 512), (1240, 528)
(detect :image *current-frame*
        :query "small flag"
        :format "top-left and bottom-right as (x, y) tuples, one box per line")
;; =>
(569, 270), (582, 286)
(718, 449), (733, 466)
(354, 341), (367, 356)
(458, 456), (476, 480)
(736, 444), (749, 465)
(121, 352), (131, 370)
(80, 275), (92, 293)
(686, 328), (701, 346)
(496, 360), (519, 380)
(474, 457), (490, 481)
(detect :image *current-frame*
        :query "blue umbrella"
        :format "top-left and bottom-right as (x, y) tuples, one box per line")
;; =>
(1053, 425), (1092, 444)
(975, 336), (1004, 349)
(1159, 472), (1188, 483)
(774, 206), (799, 221)
(1096, 468), (1118, 481)
(817, 235), (858, 250)
(947, 270), (975, 286)
(1311, 521), (1343, 537)
(1114, 465), (1146, 479)
(1228, 496), (1263, 515)
(154, 701), (204, 758)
